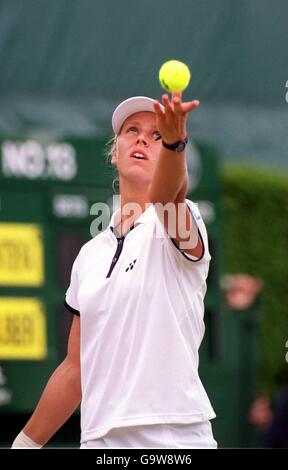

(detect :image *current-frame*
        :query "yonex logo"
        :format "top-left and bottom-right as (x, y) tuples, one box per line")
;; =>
(125, 259), (137, 272)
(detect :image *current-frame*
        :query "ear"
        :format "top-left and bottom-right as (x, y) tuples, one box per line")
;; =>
(111, 153), (117, 165)
(111, 139), (118, 166)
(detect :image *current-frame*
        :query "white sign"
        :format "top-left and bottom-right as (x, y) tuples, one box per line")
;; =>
(53, 195), (89, 218)
(1, 140), (77, 181)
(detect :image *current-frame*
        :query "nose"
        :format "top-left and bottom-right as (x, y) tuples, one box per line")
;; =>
(137, 133), (148, 146)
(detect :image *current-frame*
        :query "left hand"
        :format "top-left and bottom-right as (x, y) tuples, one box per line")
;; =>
(153, 92), (200, 144)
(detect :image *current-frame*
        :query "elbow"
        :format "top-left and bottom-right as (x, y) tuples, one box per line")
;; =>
(62, 358), (82, 399)
(70, 367), (82, 402)
(148, 188), (179, 206)
(148, 174), (188, 206)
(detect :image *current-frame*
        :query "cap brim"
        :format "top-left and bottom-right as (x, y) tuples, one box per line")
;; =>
(112, 96), (163, 135)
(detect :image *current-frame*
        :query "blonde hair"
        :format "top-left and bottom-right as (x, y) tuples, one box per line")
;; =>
(104, 134), (119, 194)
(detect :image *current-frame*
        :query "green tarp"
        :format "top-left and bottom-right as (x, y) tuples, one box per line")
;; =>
(0, 0), (287, 168)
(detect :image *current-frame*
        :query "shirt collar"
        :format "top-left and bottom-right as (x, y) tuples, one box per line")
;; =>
(109, 203), (154, 236)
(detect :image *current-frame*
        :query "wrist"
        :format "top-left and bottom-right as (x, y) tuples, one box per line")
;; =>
(162, 136), (188, 153)
(11, 430), (43, 449)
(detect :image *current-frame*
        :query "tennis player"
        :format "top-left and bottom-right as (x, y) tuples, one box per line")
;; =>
(12, 92), (217, 448)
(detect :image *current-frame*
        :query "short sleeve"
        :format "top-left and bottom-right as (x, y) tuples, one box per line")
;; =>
(64, 255), (80, 316)
(178, 199), (211, 263)
(156, 198), (211, 264)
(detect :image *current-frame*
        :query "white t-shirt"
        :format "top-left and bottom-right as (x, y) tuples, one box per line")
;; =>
(65, 199), (216, 443)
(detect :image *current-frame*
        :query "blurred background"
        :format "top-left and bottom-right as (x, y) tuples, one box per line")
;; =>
(0, 0), (287, 448)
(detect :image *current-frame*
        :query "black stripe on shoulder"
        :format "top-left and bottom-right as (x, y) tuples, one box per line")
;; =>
(64, 300), (80, 316)
(170, 227), (205, 262)
(168, 202), (205, 262)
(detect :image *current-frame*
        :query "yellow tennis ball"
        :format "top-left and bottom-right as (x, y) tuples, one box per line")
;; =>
(159, 60), (191, 92)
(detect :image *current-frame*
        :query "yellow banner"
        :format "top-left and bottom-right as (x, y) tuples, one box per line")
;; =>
(0, 223), (44, 286)
(0, 298), (47, 360)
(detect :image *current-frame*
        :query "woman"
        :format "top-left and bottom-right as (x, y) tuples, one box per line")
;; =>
(12, 93), (217, 448)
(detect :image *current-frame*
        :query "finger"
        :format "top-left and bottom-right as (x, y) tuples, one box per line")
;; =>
(172, 95), (183, 114)
(172, 91), (182, 101)
(181, 100), (200, 113)
(153, 100), (165, 116)
(162, 94), (174, 115)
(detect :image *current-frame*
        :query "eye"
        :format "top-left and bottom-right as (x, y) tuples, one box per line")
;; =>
(127, 126), (138, 134)
(153, 131), (161, 141)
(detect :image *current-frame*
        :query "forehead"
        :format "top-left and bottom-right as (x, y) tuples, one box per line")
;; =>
(122, 111), (156, 128)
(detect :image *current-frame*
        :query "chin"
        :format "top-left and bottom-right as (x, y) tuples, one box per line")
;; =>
(125, 169), (152, 185)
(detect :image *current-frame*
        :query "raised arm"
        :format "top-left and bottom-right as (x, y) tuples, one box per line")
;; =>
(12, 315), (81, 448)
(148, 93), (203, 258)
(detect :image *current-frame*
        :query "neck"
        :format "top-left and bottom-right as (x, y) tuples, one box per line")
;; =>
(116, 179), (151, 235)
(119, 177), (150, 211)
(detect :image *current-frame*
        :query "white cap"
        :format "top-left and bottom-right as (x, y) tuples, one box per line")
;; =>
(112, 96), (164, 135)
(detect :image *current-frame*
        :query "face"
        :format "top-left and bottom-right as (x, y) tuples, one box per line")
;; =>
(111, 111), (162, 186)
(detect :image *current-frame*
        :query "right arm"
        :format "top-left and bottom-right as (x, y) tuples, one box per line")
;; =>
(13, 315), (81, 447)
